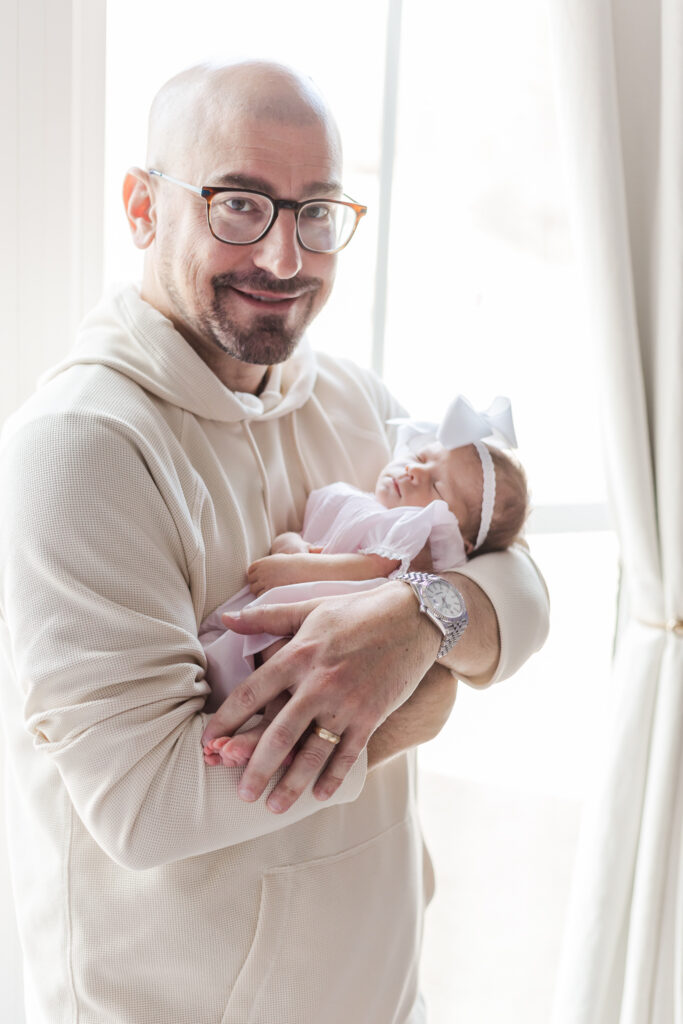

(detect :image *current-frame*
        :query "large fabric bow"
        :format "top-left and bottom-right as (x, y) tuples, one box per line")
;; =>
(388, 395), (517, 460)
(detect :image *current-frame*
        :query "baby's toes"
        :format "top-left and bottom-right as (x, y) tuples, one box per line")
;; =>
(204, 737), (230, 753)
(219, 746), (252, 767)
(218, 735), (259, 767)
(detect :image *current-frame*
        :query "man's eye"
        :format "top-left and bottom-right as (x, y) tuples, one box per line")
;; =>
(302, 203), (331, 221)
(223, 197), (256, 213)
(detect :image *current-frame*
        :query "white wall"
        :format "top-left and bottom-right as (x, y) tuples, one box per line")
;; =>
(0, 3), (106, 1017)
(0, 0), (106, 426)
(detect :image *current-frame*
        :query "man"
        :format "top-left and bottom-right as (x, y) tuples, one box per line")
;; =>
(0, 62), (548, 1024)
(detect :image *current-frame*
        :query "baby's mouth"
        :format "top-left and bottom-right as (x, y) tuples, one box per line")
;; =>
(393, 478), (402, 498)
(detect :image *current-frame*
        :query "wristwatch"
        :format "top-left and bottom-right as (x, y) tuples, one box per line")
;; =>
(396, 572), (468, 659)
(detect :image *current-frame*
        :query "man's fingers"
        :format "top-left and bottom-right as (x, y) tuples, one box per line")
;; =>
(264, 728), (350, 814)
(201, 684), (290, 747)
(233, 712), (311, 803)
(202, 694), (290, 766)
(313, 736), (365, 801)
(259, 637), (288, 663)
(221, 597), (324, 636)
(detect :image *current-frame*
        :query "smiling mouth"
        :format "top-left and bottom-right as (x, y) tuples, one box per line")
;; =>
(393, 478), (402, 498)
(231, 286), (309, 306)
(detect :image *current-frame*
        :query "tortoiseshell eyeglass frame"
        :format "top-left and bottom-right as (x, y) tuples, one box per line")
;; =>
(147, 169), (367, 255)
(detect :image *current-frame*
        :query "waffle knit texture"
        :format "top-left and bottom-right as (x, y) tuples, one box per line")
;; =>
(0, 284), (549, 1023)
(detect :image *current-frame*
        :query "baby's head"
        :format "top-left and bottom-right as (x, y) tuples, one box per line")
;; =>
(374, 441), (529, 555)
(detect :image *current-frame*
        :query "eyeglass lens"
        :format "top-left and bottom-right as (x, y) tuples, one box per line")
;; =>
(208, 193), (357, 252)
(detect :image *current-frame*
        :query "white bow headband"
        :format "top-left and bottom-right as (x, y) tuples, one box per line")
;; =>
(388, 395), (518, 552)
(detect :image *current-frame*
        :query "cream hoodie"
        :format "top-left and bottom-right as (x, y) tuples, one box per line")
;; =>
(0, 284), (549, 1024)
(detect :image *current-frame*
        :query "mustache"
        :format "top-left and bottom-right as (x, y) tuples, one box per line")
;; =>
(212, 271), (321, 296)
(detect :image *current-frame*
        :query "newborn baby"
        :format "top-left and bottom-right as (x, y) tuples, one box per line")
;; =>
(201, 436), (528, 766)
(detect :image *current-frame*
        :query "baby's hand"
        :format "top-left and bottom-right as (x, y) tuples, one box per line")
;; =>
(270, 531), (311, 555)
(247, 553), (313, 595)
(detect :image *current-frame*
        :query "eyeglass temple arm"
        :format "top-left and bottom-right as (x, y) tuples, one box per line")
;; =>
(148, 169), (203, 197)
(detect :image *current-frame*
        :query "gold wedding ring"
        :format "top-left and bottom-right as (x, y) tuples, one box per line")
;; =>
(314, 725), (342, 745)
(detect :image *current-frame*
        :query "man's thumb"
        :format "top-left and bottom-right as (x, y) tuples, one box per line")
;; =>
(221, 597), (323, 636)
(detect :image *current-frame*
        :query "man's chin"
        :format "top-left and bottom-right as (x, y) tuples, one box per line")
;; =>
(211, 317), (304, 366)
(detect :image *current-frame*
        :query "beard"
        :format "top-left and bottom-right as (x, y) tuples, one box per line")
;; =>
(203, 270), (321, 365)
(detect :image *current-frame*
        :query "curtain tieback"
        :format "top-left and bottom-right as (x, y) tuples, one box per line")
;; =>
(637, 617), (683, 636)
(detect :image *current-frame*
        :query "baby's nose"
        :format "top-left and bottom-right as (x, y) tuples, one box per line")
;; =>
(405, 462), (427, 482)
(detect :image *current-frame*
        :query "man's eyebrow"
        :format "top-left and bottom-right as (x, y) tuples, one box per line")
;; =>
(208, 172), (343, 196)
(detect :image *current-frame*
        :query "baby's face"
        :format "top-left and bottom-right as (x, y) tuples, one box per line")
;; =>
(374, 443), (481, 543)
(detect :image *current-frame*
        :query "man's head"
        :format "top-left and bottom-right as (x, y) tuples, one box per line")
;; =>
(123, 62), (345, 390)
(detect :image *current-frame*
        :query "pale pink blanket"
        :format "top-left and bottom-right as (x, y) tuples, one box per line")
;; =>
(199, 483), (466, 709)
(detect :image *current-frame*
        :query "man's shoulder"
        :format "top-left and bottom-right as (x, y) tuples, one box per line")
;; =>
(1, 363), (177, 481)
(312, 349), (381, 389)
(311, 350), (406, 420)
(5, 353), (173, 435)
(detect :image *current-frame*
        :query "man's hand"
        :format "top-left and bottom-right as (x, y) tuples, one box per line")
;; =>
(201, 582), (441, 813)
(203, 694), (291, 767)
(204, 664), (457, 773)
(367, 662), (457, 768)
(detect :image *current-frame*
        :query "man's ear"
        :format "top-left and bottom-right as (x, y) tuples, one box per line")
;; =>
(464, 539), (474, 556)
(123, 167), (156, 249)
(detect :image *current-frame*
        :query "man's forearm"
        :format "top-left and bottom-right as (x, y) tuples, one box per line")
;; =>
(437, 572), (500, 686)
(367, 664), (458, 769)
(366, 575), (498, 770)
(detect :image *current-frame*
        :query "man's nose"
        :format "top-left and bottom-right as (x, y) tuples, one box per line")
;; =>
(251, 211), (303, 279)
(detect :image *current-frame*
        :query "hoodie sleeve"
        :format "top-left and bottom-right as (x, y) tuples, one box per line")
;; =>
(0, 412), (366, 871)
(450, 541), (550, 685)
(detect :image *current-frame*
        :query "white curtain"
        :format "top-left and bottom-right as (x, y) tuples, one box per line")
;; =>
(547, 1), (683, 1022)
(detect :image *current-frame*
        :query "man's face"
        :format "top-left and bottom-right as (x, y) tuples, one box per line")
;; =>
(147, 113), (340, 368)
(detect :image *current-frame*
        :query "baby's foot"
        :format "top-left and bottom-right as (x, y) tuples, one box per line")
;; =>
(203, 735), (255, 767)
(203, 732), (295, 770)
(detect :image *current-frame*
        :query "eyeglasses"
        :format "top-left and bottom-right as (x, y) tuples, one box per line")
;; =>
(148, 169), (367, 255)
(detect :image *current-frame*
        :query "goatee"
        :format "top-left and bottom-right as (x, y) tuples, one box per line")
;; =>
(208, 270), (320, 364)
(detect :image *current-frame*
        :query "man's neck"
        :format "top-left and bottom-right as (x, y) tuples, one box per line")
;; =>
(140, 281), (270, 395)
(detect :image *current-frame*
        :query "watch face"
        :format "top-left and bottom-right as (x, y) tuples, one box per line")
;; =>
(424, 579), (465, 622)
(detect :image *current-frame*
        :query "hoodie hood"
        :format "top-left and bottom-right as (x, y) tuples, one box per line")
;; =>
(39, 283), (318, 424)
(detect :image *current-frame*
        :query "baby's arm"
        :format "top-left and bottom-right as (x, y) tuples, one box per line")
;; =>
(247, 551), (401, 596)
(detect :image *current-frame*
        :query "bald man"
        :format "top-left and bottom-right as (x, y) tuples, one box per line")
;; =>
(0, 62), (549, 1024)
